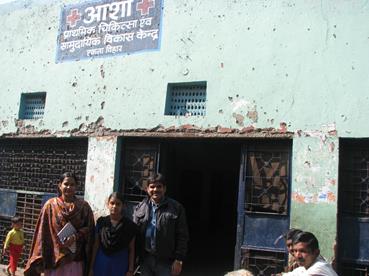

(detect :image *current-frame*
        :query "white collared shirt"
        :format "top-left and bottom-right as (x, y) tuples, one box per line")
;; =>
(282, 256), (338, 276)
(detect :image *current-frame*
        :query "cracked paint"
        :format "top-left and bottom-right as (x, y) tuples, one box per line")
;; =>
(100, 65), (105, 78)
(1, 119), (294, 139)
(279, 122), (287, 132)
(232, 113), (244, 126)
(292, 133), (338, 207)
(246, 110), (258, 123)
(85, 136), (117, 215)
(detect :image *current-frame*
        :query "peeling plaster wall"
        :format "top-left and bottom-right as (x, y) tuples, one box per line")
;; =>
(84, 136), (118, 218)
(291, 134), (338, 259)
(0, 0), (368, 137)
(0, 0), (368, 261)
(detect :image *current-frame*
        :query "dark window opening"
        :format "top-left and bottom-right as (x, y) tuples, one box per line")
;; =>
(164, 81), (207, 116)
(338, 138), (369, 275)
(19, 92), (46, 120)
(121, 139), (238, 275)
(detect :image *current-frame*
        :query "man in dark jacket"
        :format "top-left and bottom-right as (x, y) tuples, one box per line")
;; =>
(133, 173), (189, 276)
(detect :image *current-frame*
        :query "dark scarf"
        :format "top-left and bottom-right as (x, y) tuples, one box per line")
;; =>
(97, 216), (137, 255)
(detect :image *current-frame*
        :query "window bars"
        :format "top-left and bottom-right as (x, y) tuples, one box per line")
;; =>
(19, 92), (46, 120)
(245, 151), (290, 215)
(165, 82), (207, 116)
(0, 139), (88, 195)
(122, 143), (159, 202)
(241, 247), (286, 276)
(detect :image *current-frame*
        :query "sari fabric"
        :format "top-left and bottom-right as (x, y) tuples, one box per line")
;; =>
(24, 197), (95, 276)
(44, 261), (83, 276)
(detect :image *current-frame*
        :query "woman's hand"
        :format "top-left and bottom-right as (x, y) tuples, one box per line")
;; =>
(62, 234), (76, 248)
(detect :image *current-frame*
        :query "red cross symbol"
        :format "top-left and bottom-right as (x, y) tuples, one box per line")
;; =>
(66, 9), (81, 28)
(136, 0), (155, 16)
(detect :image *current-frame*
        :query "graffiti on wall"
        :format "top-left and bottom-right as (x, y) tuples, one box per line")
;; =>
(56, 0), (162, 62)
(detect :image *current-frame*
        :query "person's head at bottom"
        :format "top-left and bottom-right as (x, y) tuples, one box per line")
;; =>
(293, 231), (320, 269)
(284, 228), (302, 255)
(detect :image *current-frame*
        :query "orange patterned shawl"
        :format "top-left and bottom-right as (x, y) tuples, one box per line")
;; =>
(24, 197), (95, 276)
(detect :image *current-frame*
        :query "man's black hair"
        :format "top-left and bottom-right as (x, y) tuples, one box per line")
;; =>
(284, 228), (303, 241)
(293, 231), (319, 252)
(147, 173), (166, 186)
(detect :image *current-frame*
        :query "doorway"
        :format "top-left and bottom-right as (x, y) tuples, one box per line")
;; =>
(121, 138), (240, 275)
(337, 138), (369, 275)
(121, 137), (291, 275)
(160, 140), (240, 276)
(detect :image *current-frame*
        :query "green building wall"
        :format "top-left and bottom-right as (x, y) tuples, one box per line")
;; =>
(0, 0), (368, 261)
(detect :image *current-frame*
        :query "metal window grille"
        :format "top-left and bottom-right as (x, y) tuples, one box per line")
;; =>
(245, 150), (290, 215)
(0, 192), (43, 268)
(0, 138), (88, 195)
(0, 138), (88, 269)
(19, 92), (46, 119)
(340, 147), (369, 216)
(340, 263), (369, 276)
(122, 143), (159, 202)
(165, 82), (207, 116)
(241, 247), (286, 276)
(338, 139), (369, 274)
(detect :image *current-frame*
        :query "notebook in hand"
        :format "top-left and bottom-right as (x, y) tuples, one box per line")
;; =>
(57, 222), (77, 253)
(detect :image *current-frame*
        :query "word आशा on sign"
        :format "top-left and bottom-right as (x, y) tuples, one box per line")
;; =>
(56, 0), (162, 62)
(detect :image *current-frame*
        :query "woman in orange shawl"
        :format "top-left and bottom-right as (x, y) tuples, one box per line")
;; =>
(24, 172), (95, 276)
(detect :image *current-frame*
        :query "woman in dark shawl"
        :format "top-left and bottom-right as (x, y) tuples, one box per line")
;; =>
(24, 172), (95, 276)
(90, 192), (136, 276)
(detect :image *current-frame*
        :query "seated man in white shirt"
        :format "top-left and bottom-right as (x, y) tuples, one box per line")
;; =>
(282, 231), (337, 276)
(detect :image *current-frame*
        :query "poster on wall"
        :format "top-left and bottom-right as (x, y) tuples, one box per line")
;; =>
(56, 0), (163, 62)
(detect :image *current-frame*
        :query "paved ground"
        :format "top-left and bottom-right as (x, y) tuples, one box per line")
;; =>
(0, 264), (24, 276)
